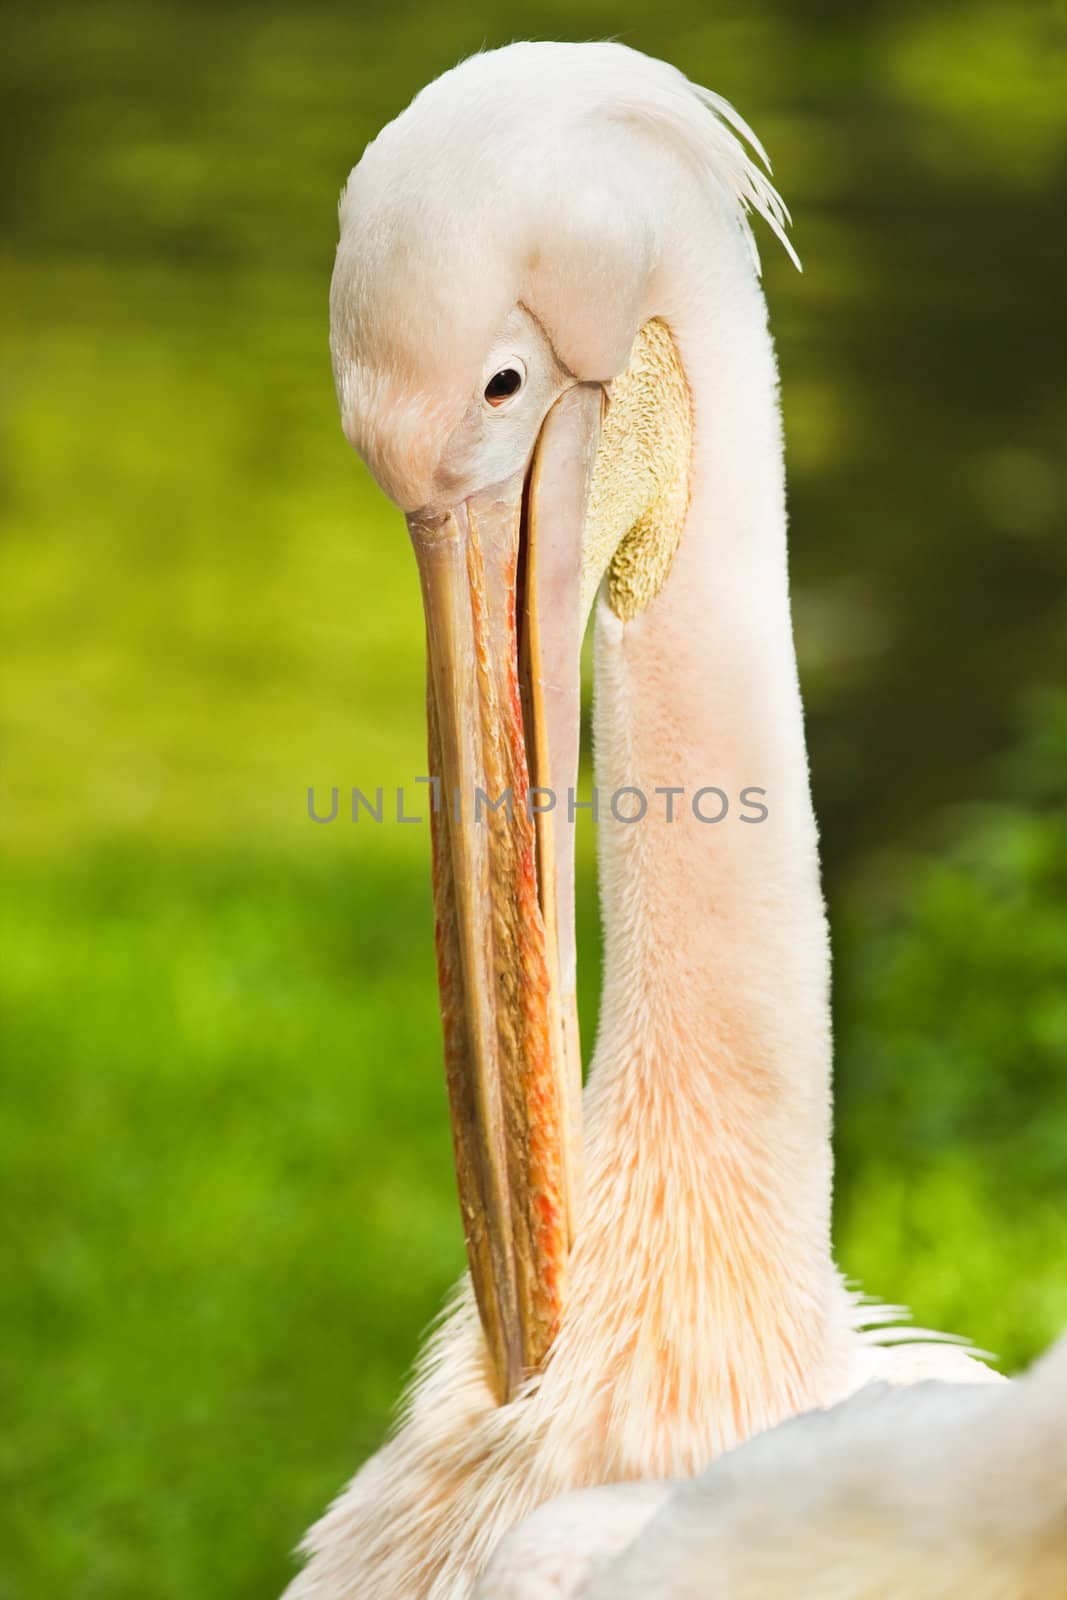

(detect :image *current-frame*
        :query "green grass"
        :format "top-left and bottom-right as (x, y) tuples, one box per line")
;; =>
(1, 853), (453, 1597)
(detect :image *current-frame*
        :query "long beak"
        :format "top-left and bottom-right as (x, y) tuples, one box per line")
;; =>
(407, 384), (601, 1402)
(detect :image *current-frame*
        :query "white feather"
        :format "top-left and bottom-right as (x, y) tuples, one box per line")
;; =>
(478, 1335), (1067, 1599)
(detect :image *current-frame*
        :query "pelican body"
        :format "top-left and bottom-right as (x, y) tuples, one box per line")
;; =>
(479, 1335), (1067, 1599)
(286, 42), (998, 1600)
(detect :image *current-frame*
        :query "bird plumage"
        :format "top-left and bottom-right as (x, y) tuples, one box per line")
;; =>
(287, 42), (1004, 1600)
(478, 1334), (1067, 1599)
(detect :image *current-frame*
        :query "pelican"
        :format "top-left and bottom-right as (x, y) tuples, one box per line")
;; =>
(287, 41), (1001, 1600)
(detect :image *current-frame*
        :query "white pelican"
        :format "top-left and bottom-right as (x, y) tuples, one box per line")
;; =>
(287, 41), (1001, 1600)
(478, 1333), (1067, 1598)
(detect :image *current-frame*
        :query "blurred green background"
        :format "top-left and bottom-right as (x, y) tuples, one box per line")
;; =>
(1, 1), (1064, 1595)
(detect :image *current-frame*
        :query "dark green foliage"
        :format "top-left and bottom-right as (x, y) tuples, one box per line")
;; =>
(833, 693), (1067, 1373)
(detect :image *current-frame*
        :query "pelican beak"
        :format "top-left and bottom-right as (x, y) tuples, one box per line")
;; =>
(407, 384), (602, 1403)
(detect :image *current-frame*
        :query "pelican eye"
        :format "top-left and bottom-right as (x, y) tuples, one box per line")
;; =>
(484, 364), (525, 407)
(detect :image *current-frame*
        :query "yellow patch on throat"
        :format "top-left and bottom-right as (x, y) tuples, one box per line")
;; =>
(580, 318), (693, 624)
